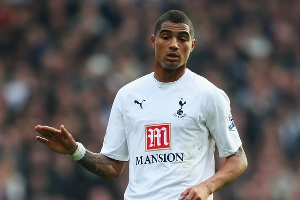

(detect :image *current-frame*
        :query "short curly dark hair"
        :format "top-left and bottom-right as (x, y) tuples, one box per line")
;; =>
(154, 10), (194, 39)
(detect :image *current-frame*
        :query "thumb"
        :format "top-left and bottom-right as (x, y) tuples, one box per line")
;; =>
(60, 125), (76, 142)
(60, 125), (77, 153)
(60, 125), (69, 135)
(60, 125), (73, 139)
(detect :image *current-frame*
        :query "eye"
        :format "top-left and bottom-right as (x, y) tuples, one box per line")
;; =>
(179, 37), (187, 42)
(178, 36), (189, 42)
(162, 35), (170, 40)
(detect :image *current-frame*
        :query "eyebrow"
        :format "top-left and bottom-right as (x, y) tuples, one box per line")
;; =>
(159, 29), (190, 37)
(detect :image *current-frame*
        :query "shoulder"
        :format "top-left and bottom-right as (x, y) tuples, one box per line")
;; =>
(116, 73), (152, 96)
(186, 69), (230, 107)
(187, 69), (226, 96)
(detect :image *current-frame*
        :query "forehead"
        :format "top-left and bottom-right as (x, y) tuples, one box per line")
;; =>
(159, 21), (191, 35)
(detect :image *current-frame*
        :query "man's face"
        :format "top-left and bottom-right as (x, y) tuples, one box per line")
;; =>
(151, 21), (195, 70)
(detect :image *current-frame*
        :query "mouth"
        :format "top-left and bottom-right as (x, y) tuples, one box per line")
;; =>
(166, 52), (179, 62)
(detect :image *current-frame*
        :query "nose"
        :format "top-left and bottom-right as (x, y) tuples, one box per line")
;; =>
(169, 38), (179, 50)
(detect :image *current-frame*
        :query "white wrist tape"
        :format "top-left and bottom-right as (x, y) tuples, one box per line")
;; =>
(68, 142), (86, 161)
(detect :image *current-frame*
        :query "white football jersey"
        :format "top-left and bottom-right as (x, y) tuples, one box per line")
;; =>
(101, 69), (242, 200)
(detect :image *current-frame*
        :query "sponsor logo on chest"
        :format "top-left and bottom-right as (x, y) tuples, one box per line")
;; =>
(145, 123), (171, 151)
(133, 98), (189, 165)
(134, 123), (185, 166)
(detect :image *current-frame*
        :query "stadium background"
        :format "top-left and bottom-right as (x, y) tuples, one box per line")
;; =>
(0, 0), (299, 199)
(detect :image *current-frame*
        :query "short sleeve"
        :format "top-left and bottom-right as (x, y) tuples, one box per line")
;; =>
(100, 91), (129, 161)
(205, 89), (242, 157)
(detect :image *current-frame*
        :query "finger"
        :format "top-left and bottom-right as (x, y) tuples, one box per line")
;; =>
(35, 126), (53, 139)
(36, 136), (49, 145)
(182, 193), (194, 200)
(36, 125), (61, 134)
(179, 189), (190, 200)
(184, 191), (195, 200)
(35, 125), (60, 138)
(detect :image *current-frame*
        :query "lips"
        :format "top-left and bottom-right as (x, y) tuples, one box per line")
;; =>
(166, 52), (179, 61)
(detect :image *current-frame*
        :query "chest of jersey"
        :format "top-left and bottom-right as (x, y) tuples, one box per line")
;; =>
(122, 85), (210, 156)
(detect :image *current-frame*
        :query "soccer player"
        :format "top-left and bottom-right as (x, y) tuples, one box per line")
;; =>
(35, 10), (248, 200)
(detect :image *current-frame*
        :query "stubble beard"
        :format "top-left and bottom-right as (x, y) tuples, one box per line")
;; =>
(159, 60), (184, 71)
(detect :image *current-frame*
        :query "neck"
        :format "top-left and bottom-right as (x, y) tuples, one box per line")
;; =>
(154, 61), (187, 82)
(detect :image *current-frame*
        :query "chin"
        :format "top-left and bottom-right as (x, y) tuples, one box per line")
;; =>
(160, 62), (183, 71)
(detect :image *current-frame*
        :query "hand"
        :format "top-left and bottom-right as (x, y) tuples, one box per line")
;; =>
(35, 125), (77, 155)
(179, 183), (210, 200)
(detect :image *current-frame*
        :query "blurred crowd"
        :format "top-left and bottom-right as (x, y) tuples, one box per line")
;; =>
(0, 0), (299, 199)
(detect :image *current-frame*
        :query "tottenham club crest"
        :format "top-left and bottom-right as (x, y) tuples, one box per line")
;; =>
(174, 98), (186, 119)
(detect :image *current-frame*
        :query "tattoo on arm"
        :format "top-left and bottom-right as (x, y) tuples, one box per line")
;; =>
(77, 151), (112, 179)
(234, 147), (243, 159)
(232, 146), (248, 172)
(234, 147), (246, 160)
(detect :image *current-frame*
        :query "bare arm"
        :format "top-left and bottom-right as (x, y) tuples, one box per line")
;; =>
(35, 125), (126, 182)
(179, 146), (248, 200)
(77, 151), (126, 181)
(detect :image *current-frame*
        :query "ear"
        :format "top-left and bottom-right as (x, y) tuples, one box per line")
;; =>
(151, 34), (156, 48)
(190, 39), (196, 52)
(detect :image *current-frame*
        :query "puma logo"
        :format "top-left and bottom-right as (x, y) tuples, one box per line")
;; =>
(134, 100), (146, 109)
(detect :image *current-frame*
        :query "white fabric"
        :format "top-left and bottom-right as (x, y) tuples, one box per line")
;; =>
(101, 69), (242, 200)
(68, 142), (87, 161)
